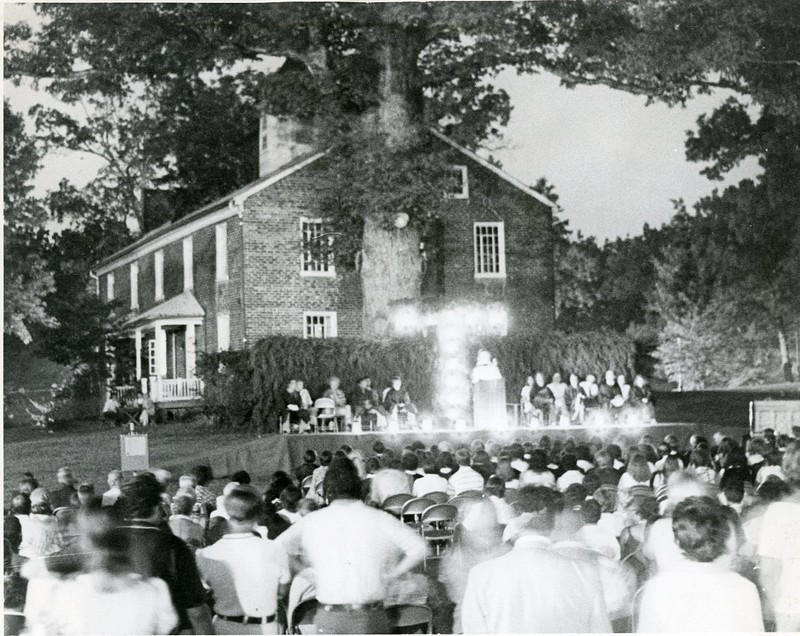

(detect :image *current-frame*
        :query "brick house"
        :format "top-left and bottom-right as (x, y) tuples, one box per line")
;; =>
(93, 115), (556, 407)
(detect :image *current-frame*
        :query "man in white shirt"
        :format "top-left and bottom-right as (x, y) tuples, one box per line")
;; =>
(637, 496), (764, 632)
(196, 486), (291, 634)
(277, 457), (426, 634)
(462, 486), (611, 634)
(412, 458), (449, 498)
(102, 469), (123, 507)
(448, 449), (486, 496)
(575, 499), (620, 561)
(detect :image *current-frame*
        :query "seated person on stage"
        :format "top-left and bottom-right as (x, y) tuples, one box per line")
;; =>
(598, 370), (622, 411)
(565, 373), (584, 424)
(629, 374), (656, 420)
(520, 376), (535, 425)
(531, 372), (554, 426)
(296, 380), (314, 411)
(322, 376), (352, 430)
(101, 392), (122, 427)
(382, 376), (418, 430)
(282, 380), (310, 432)
(353, 376), (385, 430)
(579, 374), (600, 410)
(546, 373), (568, 426)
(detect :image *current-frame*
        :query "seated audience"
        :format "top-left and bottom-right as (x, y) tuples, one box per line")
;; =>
(102, 470), (124, 507)
(49, 467), (77, 511)
(278, 485), (302, 524)
(637, 496), (764, 632)
(449, 449), (486, 496)
(556, 453), (584, 491)
(294, 450), (318, 482)
(575, 498), (621, 561)
(519, 449), (556, 489)
(168, 494), (204, 551)
(412, 457), (449, 498)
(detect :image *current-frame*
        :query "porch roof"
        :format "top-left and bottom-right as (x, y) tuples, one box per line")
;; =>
(124, 290), (205, 329)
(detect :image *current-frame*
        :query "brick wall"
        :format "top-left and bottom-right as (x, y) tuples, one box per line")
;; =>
(242, 159), (364, 340)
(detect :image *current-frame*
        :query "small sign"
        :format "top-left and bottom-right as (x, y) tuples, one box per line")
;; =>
(120, 434), (149, 471)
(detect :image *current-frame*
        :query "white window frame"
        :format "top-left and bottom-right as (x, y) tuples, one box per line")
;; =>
(215, 222), (228, 282)
(147, 339), (157, 376)
(130, 263), (139, 310)
(300, 217), (335, 277)
(474, 221), (506, 279)
(183, 236), (193, 291)
(154, 249), (164, 301)
(216, 313), (230, 351)
(303, 311), (338, 339)
(106, 272), (115, 301)
(445, 165), (469, 200)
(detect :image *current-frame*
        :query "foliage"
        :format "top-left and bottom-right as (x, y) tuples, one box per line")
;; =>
(3, 100), (57, 344)
(196, 331), (633, 432)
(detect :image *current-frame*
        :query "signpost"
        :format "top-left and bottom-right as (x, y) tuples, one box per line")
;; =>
(120, 433), (149, 472)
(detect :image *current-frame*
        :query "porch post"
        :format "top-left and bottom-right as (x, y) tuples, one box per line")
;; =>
(134, 329), (142, 380)
(154, 322), (168, 378)
(185, 323), (196, 378)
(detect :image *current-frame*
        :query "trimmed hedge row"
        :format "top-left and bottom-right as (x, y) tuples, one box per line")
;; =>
(196, 331), (634, 432)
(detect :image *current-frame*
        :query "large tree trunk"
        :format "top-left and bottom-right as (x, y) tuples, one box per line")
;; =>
(359, 29), (428, 338)
(777, 324), (795, 382)
(361, 215), (422, 338)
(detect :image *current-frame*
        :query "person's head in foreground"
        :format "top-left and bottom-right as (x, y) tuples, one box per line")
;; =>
(121, 474), (163, 521)
(323, 457), (362, 502)
(671, 496), (731, 563)
(224, 487), (263, 532)
(515, 486), (558, 537)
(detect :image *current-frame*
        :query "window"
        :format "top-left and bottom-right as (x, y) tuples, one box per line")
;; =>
(183, 236), (193, 291)
(301, 218), (335, 276)
(304, 312), (337, 339)
(130, 263), (139, 310)
(147, 339), (157, 376)
(215, 222), (228, 282)
(106, 272), (115, 301)
(216, 313), (230, 351)
(445, 165), (469, 200)
(474, 222), (506, 278)
(154, 250), (164, 301)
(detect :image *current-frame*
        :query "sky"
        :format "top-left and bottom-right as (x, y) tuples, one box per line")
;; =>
(4, 3), (760, 242)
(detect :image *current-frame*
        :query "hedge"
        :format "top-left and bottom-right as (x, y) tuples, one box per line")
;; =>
(196, 331), (634, 433)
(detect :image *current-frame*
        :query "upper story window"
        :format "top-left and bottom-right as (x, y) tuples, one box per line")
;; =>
(183, 236), (193, 291)
(215, 222), (228, 282)
(445, 165), (469, 200)
(130, 263), (139, 310)
(106, 272), (115, 301)
(301, 218), (335, 276)
(474, 222), (506, 278)
(304, 311), (337, 339)
(154, 249), (164, 301)
(216, 313), (230, 351)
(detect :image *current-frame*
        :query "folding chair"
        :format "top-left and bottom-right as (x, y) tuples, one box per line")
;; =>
(387, 604), (433, 634)
(313, 398), (337, 433)
(383, 493), (413, 517)
(420, 504), (457, 566)
(400, 498), (434, 530)
(630, 585), (647, 632)
(290, 598), (319, 635)
(425, 491), (449, 504)
(301, 475), (313, 497)
(456, 490), (483, 499)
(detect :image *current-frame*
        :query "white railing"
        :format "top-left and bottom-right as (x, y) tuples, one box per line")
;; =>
(153, 378), (204, 402)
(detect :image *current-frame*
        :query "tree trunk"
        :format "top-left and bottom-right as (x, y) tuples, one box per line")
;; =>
(777, 325), (794, 382)
(358, 28), (428, 338)
(361, 215), (422, 338)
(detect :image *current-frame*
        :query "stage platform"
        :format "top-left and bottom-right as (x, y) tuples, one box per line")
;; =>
(163, 419), (743, 483)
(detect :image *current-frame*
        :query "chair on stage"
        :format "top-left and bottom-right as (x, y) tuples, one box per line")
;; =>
(420, 504), (457, 566)
(400, 498), (434, 530)
(313, 397), (337, 433)
(383, 493), (413, 517)
(387, 604), (433, 634)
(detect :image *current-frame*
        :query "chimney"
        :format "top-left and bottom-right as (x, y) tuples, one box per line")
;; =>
(258, 112), (316, 177)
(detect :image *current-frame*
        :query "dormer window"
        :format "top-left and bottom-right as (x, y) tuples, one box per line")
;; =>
(445, 165), (469, 200)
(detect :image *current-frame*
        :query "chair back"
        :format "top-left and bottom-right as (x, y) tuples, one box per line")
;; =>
(291, 598), (319, 635)
(457, 490), (483, 499)
(401, 498), (434, 523)
(631, 585), (646, 632)
(383, 493), (413, 516)
(426, 491), (449, 504)
(421, 503), (458, 525)
(301, 475), (313, 496)
(387, 604), (433, 633)
(314, 397), (335, 412)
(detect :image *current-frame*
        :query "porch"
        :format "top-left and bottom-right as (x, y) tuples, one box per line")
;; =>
(110, 291), (206, 408)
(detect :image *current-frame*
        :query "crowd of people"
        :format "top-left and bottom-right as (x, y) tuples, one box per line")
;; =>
(4, 425), (800, 634)
(520, 370), (655, 427)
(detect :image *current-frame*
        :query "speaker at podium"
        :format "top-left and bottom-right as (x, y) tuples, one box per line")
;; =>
(472, 349), (507, 429)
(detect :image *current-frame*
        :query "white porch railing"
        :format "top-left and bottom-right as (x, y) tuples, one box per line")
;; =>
(152, 378), (204, 402)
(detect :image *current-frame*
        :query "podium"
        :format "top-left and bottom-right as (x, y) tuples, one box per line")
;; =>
(473, 379), (507, 428)
(120, 434), (150, 472)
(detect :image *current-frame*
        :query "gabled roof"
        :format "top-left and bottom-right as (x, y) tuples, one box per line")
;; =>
(124, 290), (205, 328)
(429, 128), (559, 209)
(93, 151), (327, 274)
